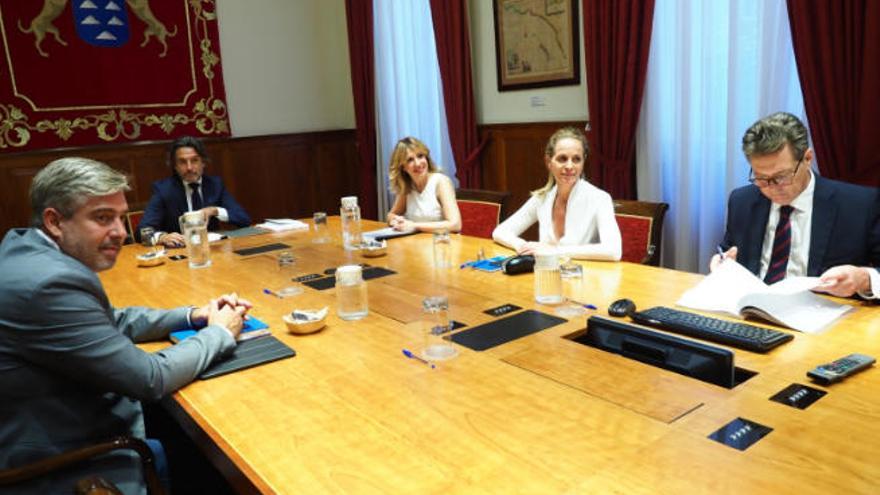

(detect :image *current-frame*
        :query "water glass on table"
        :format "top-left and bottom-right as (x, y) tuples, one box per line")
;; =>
(555, 263), (588, 318)
(422, 295), (457, 361)
(179, 211), (211, 269)
(336, 265), (369, 320)
(313, 211), (329, 243)
(276, 251), (303, 297)
(534, 251), (563, 304)
(433, 230), (452, 269)
(139, 226), (156, 251)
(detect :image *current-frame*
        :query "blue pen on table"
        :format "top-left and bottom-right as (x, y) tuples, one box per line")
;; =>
(262, 288), (283, 299)
(571, 300), (597, 310)
(402, 349), (436, 369)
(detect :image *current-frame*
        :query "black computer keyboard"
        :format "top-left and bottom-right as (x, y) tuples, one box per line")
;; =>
(631, 306), (793, 353)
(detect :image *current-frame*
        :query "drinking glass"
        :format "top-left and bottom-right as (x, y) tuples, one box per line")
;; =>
(179, 211), (211, 269)
(433, 230), (452, 269)
(534, 251), (563, 304)
(139, 226), (156, 251)
(276, 251), (303, 297)
(336, 264), (369, 320)
(313, 211), (329, 243)
(422, 295), (457, 361)
(555, 263), (588, 318)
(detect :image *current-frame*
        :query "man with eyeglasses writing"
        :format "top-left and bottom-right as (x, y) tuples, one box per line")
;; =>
(710, 112), (880, 298)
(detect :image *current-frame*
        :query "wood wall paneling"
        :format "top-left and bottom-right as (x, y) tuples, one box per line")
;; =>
(1, 123), (588, 239)
(478, 121), (589, 241)
(0, 130), (358, 237)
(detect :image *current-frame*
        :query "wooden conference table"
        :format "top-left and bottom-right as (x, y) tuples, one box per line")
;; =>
(101, 218), (880, 494)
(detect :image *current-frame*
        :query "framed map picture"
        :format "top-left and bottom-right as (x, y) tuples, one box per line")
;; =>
(493, 0), (580, 91)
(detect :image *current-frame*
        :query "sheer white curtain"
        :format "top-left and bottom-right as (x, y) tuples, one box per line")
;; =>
(635, 0), (806, 273)
(373, 0), (457, 217)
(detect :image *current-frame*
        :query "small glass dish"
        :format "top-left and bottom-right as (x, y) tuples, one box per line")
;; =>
(282, 307), (328, 335)
(136, 248), (166, 267)
(359, 239), (387, 258)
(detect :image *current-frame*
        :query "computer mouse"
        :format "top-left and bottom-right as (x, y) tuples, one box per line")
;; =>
(502, 254), (535, 275)
(608, 298), (636, 317)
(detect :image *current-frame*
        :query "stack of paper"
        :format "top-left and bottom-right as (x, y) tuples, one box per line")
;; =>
(256, 218), (309, 232)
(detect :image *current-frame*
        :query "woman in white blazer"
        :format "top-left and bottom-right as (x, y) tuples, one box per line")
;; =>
(492, 127), (622, 260)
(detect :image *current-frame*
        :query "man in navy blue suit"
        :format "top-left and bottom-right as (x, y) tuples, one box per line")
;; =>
(141, 136), (252, 248)
(711, 112), (880, 297)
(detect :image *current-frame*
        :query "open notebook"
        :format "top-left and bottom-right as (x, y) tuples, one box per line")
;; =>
(676, 259), (852, 334)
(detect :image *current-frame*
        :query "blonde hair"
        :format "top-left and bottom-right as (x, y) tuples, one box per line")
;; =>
(388, 137), (439, 195)
(532, 127), (589, 198)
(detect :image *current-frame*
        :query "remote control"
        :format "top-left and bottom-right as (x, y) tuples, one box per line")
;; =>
(807, 353), (876, 385)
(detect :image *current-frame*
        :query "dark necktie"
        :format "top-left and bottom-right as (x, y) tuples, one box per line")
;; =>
(189, 182), (203, 211)
(764, 205), (794, 284)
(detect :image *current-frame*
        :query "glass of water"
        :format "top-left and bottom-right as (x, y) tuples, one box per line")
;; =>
(433, 230), (451, 269)
(534, 251), (563, 304)
(276, 251), (303, 297)
(139, 226), (155, 248)
(555, 263), (588, 318)
(422, 295), (457, 361)
(313, 211), (329, 243)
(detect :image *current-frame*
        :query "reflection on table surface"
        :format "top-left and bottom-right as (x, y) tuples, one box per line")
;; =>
(103, 217), (880, 494)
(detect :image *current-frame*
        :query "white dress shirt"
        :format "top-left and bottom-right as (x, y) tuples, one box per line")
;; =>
(153, 178), (229, 242)
(759, 172), (814, 280)
(758, 171), (879, 298)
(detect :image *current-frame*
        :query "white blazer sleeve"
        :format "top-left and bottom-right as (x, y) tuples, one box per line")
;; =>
(492, 195), (540, 252)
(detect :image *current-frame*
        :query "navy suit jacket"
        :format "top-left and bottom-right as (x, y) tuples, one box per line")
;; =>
(721, 175), (880, 276)
(140, 174), (251, 233)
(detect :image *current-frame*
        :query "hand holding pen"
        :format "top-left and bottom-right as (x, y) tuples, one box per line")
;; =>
(710, 246), (738, 272)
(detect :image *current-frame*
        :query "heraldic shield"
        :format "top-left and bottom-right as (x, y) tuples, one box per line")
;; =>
(72, 0), (130, 47)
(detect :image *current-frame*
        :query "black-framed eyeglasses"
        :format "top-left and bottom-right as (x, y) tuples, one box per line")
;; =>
(748, 156), (803, 187)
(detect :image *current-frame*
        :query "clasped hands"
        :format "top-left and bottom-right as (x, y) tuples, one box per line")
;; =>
(387, 213), (414, 232)
(515, 241), (555, 256)
(710, 246), (871, 297)
(190, 292), (252, 339)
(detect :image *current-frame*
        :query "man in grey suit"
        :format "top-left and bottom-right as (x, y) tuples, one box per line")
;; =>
(0, 158), (250, 493)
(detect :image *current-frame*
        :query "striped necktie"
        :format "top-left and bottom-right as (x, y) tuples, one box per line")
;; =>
(764, 205), (794, 284)
(189, 182), (203, 211)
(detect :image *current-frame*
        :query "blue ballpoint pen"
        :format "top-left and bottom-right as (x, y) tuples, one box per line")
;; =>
(402, 349), (436, 368)
(263, 288), (283, 299)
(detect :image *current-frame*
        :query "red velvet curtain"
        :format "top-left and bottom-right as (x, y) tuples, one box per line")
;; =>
(787, 0), (880, 186)
(344, 0), (378, 219)
(582, 0), (655, 199)
(429, 0), (486, 188)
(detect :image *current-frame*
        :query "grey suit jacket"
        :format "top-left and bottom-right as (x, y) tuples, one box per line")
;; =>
(0, 229), (235, 494)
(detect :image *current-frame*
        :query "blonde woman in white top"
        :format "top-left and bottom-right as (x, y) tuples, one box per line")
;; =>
(386, 137), (462, 233)
(492, 127), (622, 260)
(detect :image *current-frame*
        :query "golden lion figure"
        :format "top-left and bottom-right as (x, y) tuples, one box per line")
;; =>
(18, 0), (178, 58)
(17, 0), (68, 58)
(126, 0), (178, 58)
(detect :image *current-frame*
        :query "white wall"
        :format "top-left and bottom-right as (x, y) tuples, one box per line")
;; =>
(216, 0), (355, 136)
(468, 0), (589, 124)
